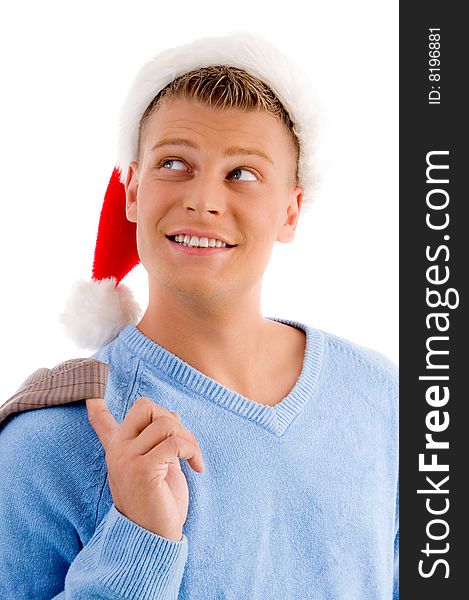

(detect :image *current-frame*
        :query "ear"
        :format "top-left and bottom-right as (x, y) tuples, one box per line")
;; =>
(125, 161), (139, 223)
(277, 185), (303, 243)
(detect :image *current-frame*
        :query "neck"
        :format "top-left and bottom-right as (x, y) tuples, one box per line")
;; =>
(136, 279), (274, 392)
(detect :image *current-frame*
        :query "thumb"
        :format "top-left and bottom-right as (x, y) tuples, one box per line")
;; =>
(86, 397), (119, 451)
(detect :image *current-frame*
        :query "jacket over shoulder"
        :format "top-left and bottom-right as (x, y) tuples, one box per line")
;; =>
(0, 358), (108, 429)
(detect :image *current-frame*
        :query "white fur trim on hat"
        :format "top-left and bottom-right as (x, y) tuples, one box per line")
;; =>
(59, 278), (142, 350)
(117, 31), (318, 206)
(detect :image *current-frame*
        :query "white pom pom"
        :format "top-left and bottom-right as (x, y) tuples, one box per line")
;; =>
(59, 277), (142, 350)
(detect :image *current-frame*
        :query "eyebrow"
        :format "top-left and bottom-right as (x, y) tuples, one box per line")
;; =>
(150, 137), (274, 166)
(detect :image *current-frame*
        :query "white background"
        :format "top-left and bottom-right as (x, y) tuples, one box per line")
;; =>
(0, 0), (398, 402)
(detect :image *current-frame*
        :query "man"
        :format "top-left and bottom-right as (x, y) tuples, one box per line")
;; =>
(0, 32), (398, 599)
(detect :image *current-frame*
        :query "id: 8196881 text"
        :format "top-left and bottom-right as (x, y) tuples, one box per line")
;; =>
(428, 29), (441, 105)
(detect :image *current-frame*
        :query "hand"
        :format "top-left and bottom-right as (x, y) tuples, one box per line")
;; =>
(86, 396), (205, 541)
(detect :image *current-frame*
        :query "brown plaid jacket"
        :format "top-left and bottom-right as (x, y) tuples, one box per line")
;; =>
(0, 359), (109, 428)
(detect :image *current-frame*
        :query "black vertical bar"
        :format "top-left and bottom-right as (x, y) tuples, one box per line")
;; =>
(400, 2), (467, 597)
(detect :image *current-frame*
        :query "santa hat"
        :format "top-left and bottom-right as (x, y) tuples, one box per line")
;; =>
(60, 31), (318, 350)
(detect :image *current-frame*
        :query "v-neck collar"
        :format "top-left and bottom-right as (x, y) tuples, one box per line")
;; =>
(119, 316), (324, 436)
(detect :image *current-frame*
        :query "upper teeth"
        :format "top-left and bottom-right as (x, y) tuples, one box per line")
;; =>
(174, 234), (227, 248)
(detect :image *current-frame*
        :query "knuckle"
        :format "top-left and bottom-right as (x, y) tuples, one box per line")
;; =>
(157, 414), (177, 430)
(167, 433), (183, 449)
(160, 420), (180, 439)
(161, 414), (176, 425)
(177, 424), (199, 447)
(170, 411), (181, 424)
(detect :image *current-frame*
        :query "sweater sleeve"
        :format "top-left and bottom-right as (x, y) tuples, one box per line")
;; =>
(0, 406), (188, 600)
(53, 504), (188, 599)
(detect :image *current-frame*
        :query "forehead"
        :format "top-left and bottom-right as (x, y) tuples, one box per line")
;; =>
(140, 97), (293, 153)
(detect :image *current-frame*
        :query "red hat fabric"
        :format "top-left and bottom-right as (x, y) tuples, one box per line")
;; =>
(59, 168), (142, 350)
(92, 168), (139, 285)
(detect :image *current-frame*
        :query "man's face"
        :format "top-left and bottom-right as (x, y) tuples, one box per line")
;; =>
(125, 97), (303, 300)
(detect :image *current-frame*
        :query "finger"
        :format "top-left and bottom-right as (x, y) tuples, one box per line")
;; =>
(86, 398), (119, 450)
(144, 433), (205, 473)
(130, 415), (201, 456)
(169, 411), (182, 426)
(119, 397), (180, 441)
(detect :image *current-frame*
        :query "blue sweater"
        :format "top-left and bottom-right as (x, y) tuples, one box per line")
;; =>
(0, 317), (399, 599)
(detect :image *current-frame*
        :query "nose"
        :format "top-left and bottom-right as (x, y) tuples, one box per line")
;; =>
(182, 175), (226, 215)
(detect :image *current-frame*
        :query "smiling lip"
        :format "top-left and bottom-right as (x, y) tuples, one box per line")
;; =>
(166, 229), (235, 246)
(166, 236), (234, 255)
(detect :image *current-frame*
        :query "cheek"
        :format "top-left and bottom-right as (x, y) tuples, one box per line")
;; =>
(136, 183), (170, 222)
(249, 203), (282, 242)
(246, 220), (278, 267)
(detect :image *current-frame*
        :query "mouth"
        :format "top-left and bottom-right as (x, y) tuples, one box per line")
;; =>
(166, 234), (236, 249)
(165, 234), (236, 255)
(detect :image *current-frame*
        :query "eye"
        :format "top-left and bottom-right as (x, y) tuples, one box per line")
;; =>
(228, 168), (258, 181)
(160, 159), (187, 171)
